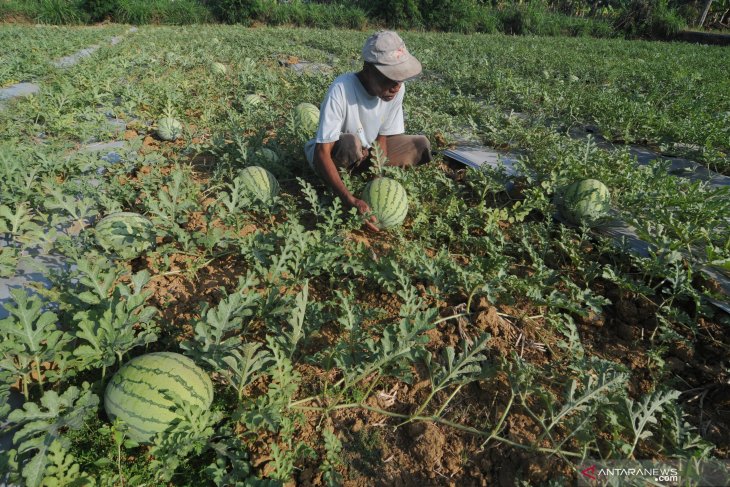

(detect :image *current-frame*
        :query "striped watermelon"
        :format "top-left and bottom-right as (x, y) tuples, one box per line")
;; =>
(156, 117), (183, 141)
(211, 62), (227, 76)
(294, 103), (319, 135)
(95, 212), (155, 260)
(244, 94), (264, 106)
(361, 177), (408, 229)
(104, 352), (213, 444)
(555, 179), (611, 227)
(239, 166), (279, 203)
(255, 147), (279, 165)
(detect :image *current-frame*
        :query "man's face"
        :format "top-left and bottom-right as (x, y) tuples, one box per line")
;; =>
(371, 68), (402, 101)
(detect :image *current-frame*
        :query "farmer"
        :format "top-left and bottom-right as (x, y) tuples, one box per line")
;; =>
(304, 30), (432, 232)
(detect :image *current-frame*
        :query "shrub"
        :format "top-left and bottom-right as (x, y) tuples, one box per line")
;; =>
(614, 0), (686, 39)
(356, 0), (424, 30)
(210, 0), (366, 28)
(36, 0), (89, 24)
(420, 0), (484, 33)
(0, 0), (34, 21)
(81, 0), (119, 22)
(208, 0), (272, 24)
(115, 0), (212, 24)
(497, 4), (530, 35)
(645, 0), (686, 38)
(495, 3), (617, 37)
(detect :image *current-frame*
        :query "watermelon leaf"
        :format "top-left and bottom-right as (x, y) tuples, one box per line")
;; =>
(7, 385), (99, 487)
(41, 439), (94, 487)
(221, 342), (273, 400)
(0, 203), (41, 238)
(621, 389), (681, 459)
(274, 280), (308, 359)
(0, 290), (72, 399)
(429, 333), (493, 390)
(181, 272), (260, 370)
(73, 270), (158, 375)
(148, 389), (222, 482)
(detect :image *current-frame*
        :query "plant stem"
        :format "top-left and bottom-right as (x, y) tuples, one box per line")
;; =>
(435, 384), (465, 418)
(291, 392), (581, 458)
(34, 357), (43, 389)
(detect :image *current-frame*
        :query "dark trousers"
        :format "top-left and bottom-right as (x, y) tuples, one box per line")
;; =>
(331, 133), (432, 170)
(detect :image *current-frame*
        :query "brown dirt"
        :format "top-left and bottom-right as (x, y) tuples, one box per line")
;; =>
(137, 230), (729, 485)
(127, 155), (729, 484)
(0, 14), (34, 24)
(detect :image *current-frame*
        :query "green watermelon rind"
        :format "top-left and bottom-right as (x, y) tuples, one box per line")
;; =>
(361, 177), (408, 229)
(294, 102), (320, 135)
(255, 147), (280, 165)
(94, 212), (155, 260)
(156, 117), (183, 141)
(104, 352), (213, 444)
(240, 166), (280, 203)
(244, 94), (264, 106)
(555, 179), (611, 227)
(211, 62), (227, 76)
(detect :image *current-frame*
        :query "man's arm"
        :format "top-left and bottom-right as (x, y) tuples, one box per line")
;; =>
(375, 134), (388, 160)
(313, 142), (379, 232)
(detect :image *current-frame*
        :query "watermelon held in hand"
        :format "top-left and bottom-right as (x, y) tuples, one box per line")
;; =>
(239, 166), (280, 203)
(104, 352), (213, 444)
(555, 179), (611, 227)
(361, 177), (409, 229)
(294, 102), (319, 135)
(94, 212), (155, 260)
(156, 117), (183, 141)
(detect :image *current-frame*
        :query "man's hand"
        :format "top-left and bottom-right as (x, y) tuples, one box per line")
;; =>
(313, 142), (379, 233)
(350, 198), (379, 233)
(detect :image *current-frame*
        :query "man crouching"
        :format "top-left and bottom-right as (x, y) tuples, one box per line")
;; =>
(304, 30), (432, 232)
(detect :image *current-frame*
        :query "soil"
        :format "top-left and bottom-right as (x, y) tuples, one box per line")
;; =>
(129, 158), (730, 485)
(141, 248), (728, 485)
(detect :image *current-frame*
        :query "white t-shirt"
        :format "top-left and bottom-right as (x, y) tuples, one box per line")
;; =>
(304, 72), (405, 167)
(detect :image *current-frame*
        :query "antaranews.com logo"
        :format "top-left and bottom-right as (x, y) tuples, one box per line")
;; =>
(577, 460), (730, 486)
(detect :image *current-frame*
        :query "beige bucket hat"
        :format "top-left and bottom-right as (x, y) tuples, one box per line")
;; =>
(362, 30), (422, 82)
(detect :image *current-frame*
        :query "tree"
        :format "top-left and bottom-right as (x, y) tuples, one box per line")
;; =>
(697, 0), (713, 26)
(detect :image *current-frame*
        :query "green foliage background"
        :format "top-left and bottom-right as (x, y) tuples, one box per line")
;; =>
(2, 0), (728, 39)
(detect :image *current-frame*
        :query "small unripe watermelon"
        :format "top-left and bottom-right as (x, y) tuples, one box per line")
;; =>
(211, 62), (227, 76)
(244, 94), (264, 106)
(239, 166), (279, 203)
(95, 212), (155, 260)
(361, 177), (408, 229)
(255, 147), (279, 164)
(294, 102), (319, 135)
(104, 352), (213, 444)
(555, 179), (611, 227)
(156, 117), (183, 141)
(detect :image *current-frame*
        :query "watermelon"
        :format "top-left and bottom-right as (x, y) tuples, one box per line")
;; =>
(360, 177), (408, 229)
(255, 147), (279, 164)
(294, 102), (319, 135)
(104, 352), (213, 444)
(164, 52), (178, 65)
(156, 117), (183, 141)
(211, 62), (227, 76)
(239, 166), (279, 203)
(244, 94), (263, 106)
(555, 179), (611, 226)
(95, 212), (155, 260)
